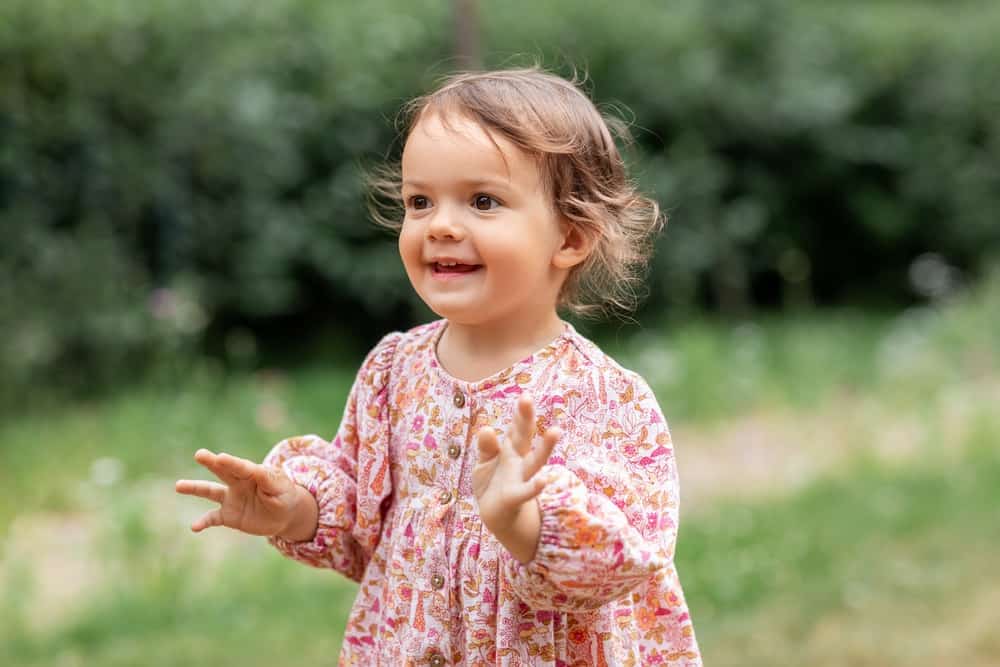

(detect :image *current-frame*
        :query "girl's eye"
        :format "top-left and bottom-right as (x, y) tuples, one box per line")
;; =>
(409, 195), (430, 210)
(473, 194), (500, 211)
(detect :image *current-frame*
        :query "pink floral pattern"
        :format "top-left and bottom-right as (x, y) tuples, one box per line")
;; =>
(264, 320), (701, 666)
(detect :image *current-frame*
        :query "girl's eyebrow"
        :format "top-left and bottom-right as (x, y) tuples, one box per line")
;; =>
(402, 177), (510, 190)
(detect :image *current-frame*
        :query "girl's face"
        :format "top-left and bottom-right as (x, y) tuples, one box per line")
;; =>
(398, 112), (577, 329)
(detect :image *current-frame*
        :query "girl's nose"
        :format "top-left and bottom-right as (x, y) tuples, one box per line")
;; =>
(426, 207), (465, 241)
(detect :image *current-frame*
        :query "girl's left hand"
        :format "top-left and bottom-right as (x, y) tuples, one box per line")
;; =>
(472, 393), (561, 532)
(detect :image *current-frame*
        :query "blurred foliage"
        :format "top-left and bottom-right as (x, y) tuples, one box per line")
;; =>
(1, 0), (999, 400)
(0, 0), (449, 401)
(518, 0), (999, 311)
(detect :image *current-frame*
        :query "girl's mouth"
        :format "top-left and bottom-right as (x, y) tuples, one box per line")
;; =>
(432, 262), (482, 276)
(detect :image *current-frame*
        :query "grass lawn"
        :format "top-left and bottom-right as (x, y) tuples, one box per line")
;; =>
(4, 429), (996, 666)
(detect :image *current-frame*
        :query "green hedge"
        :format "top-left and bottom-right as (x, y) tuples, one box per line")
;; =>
(1, 0), (998, 396)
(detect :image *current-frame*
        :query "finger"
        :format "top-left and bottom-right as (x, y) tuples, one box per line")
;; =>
(523, 427), (560, 481)
(193, 449), (234, 484)
(216, 452), (258, 480)
(175, 479), (227, 504)
(508, 474), (550, 506)
(194, 448), (218, 469)
(191, 508), (224, 533)
(196, 451), (257, 487)
(510, 393), (536, 457)
(477, 427), (501, 463)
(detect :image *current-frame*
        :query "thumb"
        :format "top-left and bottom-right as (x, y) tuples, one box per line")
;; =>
(477, 427), (501, 463)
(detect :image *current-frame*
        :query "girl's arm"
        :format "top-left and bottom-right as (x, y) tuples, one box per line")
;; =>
(263, 332), (401, 582)
(502, 372), (682, 612)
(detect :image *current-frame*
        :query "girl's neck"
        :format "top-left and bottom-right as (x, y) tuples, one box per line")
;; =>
(436, 311), (567, 383)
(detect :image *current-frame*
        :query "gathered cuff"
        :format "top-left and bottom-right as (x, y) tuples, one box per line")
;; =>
(504, 465), (666, 611)
(266, 453), (364, 580)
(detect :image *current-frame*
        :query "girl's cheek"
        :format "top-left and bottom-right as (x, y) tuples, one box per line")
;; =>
(398, 224), (419, 250)
(398, 236), (419, 272)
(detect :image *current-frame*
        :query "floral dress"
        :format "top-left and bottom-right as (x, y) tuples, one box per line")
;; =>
(264, 319), (702, 666)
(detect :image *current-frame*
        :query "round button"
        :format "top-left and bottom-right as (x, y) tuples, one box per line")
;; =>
(431, 573), (445, 590)
(447, 444), (461, 459)
(429, 655), (446, 667)
(452, 391), (465, 408)
(439, 490), (453, 504)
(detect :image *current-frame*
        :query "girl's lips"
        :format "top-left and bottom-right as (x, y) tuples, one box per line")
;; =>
(430, 262), (483, 280)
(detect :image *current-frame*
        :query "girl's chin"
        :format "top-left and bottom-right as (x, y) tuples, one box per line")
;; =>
(421, 296), (494, 323)
(424, 300), (478, 320)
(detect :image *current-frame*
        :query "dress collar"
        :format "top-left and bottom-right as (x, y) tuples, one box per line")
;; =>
(426, 318), (576, 395)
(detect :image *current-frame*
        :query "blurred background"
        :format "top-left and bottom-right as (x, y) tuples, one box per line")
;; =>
(1, 0), (998, 665)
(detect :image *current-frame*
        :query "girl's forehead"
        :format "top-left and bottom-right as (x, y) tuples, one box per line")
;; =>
(408, 110), (498, 148)
(403, 112), (521, 178)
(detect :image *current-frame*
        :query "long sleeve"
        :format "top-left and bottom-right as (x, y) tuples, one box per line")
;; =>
(504, 370), (681, 612)
(263, 332), (401, 582)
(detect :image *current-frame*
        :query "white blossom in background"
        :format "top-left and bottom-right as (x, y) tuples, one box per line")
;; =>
(90, 457), (124, 487)
(631, 334), (681, 389)
(909, 253), (960, 300)
(148, 287), (208, 335)
(877, 307), (937, 382)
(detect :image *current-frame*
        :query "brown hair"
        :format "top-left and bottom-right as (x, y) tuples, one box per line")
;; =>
(368, 66), (664, 318)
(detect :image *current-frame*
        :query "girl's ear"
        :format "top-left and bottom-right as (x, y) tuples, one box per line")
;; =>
(552, 221), (594, 269)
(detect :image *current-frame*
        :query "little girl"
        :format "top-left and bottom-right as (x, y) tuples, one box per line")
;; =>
(176, 67), (702, 666)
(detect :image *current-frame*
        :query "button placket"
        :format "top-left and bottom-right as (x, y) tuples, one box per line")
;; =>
(444, 384), (467, 501)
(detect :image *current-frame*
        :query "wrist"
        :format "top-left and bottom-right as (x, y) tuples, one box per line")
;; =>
(488, 498), (542, 564)
(276, 484), (319, 543)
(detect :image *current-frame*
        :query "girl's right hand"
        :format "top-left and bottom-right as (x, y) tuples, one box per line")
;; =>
(175, 448), (315, 539)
